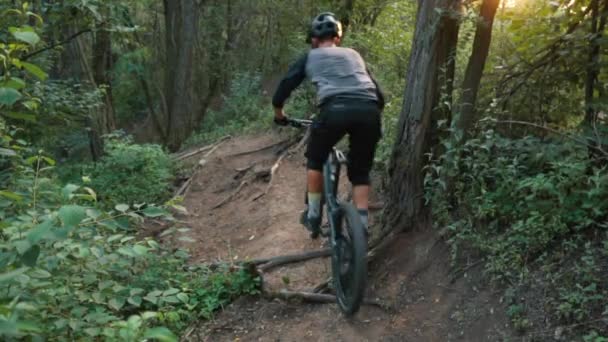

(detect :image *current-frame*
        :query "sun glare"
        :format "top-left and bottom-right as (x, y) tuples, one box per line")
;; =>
(504, 0), (519, 8)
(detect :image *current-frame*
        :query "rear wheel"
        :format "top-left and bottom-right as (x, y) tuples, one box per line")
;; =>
(332, 203), (368, 315)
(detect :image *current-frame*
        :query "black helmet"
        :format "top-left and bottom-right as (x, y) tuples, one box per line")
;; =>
(310, 12), (343, 40)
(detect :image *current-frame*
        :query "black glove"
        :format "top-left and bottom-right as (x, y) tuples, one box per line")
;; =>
(274, 116), (289, 126)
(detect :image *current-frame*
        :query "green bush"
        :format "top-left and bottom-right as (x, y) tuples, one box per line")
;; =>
(88, 135), (174, 205)
(425, 127), (608, 338)
(0, 153), (261, 340)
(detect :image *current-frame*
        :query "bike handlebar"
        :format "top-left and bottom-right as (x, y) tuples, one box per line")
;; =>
(286, 118), (313, 128)
(274, 116), (313, 128)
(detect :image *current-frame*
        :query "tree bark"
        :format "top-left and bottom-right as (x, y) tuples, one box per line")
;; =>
(164, 0), (200, 151)
(92, 14), (116, 133)
(381, 0), (460, 236)
(429, 0), (462, 149)
(584, 0), (607, 126)
(453, 0), (499, 140)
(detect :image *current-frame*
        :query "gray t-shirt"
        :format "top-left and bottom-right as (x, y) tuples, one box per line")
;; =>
(305, 47), (378, 104)
(272, 47), (384, 108)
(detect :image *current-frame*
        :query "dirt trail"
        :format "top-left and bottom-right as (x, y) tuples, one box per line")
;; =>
(175, 133), (515, 341)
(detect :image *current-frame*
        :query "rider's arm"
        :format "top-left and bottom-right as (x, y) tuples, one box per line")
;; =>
(272, 53), (308, 110)
(366, 66), (386, 111)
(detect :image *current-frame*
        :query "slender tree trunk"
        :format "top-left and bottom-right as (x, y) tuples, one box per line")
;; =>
(381, 0), (460, 236)
(340, 0), (355, 33)
(585, 0), (607, 126)
(92, 15), (116, 133)
(164, 0), (200, 151)
(453, 0), (500, 140)
(429, 0), (462, 149)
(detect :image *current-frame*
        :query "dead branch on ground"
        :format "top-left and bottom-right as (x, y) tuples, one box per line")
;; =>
(172, 136), (231, 161)
(252, 131), (310, 201)
(173, 138), (231, 198)
(212, 180), (249, 209)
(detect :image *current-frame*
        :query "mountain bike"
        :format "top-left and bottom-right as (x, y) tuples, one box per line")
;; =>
(284, 117), (368, 315)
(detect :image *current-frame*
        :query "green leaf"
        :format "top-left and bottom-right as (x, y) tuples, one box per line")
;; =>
(108, 298), (125, 311)
(2, 111), (36, 122)
(0, 77), (26, 90)
(27, 220), (54, 244)
(133, 245), (148, 255)
(58, 205), (86, 228)
(15, 240), (31, 254)
(21, 62), (48, 80)
(115, 204), (129, 212)
(163, 288), (180, 296)
(141, 206), (166, 218)
(0, 268), (28, 283)
(176, 293), (189, 304)
(163, 296), (180, 304)
(130, 288), (145, 296)
(0, 87), (22, 106)
(92, 292), (104, 303)
(127, 296), (142, 307)
(108, 234), (124, 242)
(62, 184), (80, 200)
(143, 327), (178, 342)
(86, 208), (102, 219)
(0, 148), (17, 156)
(0, 190), (22, 201)
(141, 312), (158, 320)
(21, 245), (40, 267)
(29, 269), (51, 279)
(10, 28), (40, 46)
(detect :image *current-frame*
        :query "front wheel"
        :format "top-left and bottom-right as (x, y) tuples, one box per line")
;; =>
(332, 203), (368, 315)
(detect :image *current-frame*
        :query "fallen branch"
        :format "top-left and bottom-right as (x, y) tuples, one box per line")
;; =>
(252, 132), (310, 201)
(266, 290), (390, 309)
(257, 248), (331, 272)
(173, 136), (231, 161)
(211, 180), (248, 209)
(175, 177), (194, 197)
(251, 151), (289, 201)
(173, 137), (231, 198)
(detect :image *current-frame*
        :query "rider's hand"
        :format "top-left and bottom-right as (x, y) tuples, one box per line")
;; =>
(273, 108), (289, 126)
(274, 116), (289, 126)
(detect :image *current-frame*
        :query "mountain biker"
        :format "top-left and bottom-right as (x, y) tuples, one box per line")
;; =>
(272, 12), (385, 236)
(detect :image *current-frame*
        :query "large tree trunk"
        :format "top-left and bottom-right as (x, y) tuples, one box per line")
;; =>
(381, 0), (460, 237)
(164, 0), (200, 152)
(453, 0), (499, 140)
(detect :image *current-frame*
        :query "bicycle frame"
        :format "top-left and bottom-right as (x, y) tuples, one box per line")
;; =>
(323, 148), (348, 247)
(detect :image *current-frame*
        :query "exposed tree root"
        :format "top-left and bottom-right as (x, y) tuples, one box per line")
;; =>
(203, 249), (331, 272)
(257, 248), (331, 272)
(265, 290), (391, 309)
(252, 132), (310, 201)
(172, 135), (231, 161)
(173, 137), (231, 198)
(212, 180), (249, 209)
(251, 151), (289, 201)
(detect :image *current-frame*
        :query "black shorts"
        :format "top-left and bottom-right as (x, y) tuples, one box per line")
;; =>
(305, 98), (382, 185)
